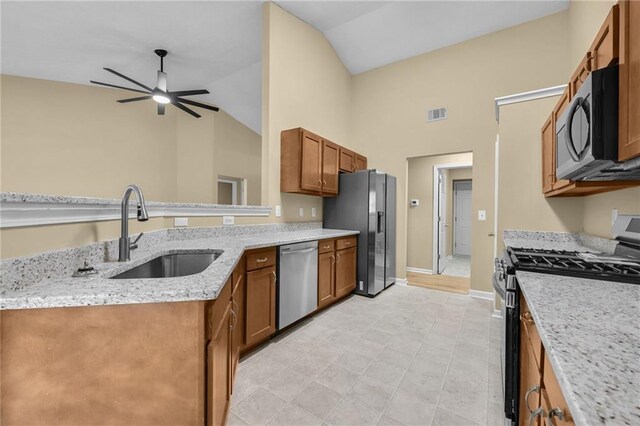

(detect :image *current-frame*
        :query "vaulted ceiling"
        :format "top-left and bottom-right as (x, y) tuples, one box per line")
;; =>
(1, 1), (569, 135)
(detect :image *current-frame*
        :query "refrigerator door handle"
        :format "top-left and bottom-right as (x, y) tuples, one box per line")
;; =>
(377, 211), (385, 233)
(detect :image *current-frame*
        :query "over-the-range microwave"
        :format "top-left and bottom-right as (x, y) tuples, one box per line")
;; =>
(556, 65), (619, 181)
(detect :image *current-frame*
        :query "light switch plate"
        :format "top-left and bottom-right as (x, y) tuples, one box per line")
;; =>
(478, 210), (486, 221)
(275, 205), (282, 217)
(312, 207), (317, 217)
(299, 207), (304, 217)
(223, 216), (234, 226)
(174, 218), (188, 227)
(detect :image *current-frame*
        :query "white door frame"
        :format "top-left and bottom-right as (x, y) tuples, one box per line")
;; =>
(453, 179), (472, 256)
(218, 178), (239, 205)
(432, 161), (473, 275)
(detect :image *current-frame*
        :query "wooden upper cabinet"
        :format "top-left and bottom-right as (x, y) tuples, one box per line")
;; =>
(618, 0), (640, 161)
(300, 131), (323, 192)
(570, 52), (592, 95)
(339, 147), (356, 172)
(355, 154), (368, 171)
(541, 115), (556, 194)
(590, 5), (620, 71)
(245, 265), (276, 348)
(322, 140), (339, 195)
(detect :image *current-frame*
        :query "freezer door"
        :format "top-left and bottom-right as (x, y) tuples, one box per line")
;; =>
(371, 172), (386, 295)
(385, 175), (396, 287)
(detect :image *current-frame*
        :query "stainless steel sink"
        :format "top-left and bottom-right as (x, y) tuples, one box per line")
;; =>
(110, 251), (222, 279)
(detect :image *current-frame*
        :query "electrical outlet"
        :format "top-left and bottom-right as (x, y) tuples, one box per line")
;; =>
(478, 210), (486, 221)
(275, 205), (282, 217)
(312, 207), (317, 218)
(299, 207), (304, 217)
(174, 218), (188, 227)
(223, 216), (234, 226)
(410, 199), (419, 207)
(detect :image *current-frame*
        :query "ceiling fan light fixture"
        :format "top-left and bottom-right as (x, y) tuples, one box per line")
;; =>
(152, 92), (171, 104)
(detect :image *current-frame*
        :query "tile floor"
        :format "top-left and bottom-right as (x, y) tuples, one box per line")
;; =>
(230, 284), (503, 426)
(441, 255), (471, 278)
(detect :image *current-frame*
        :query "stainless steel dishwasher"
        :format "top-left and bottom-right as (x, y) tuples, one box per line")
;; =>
(278, 241), (318, 329)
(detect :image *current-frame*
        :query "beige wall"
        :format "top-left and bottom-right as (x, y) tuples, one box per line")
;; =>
(0, 75), (261, 258)
(407, 152), (473, 271)
(582, 189), (640, 238)
(261, 2), (352, 222)
(447, 167), (473, 257)
(350, 11), (570, 292)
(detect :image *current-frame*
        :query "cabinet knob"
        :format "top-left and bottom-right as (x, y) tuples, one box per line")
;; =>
(323, 180), (327, 186)
(525, 385), (541, 413)
(547, 408), (565, 425)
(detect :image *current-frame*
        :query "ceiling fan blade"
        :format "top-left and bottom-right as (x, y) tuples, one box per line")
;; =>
(157, 71), (167, 92)
(117, 95), (152, 103)
(176, 97), (219, 112)
(90, 80), (150, 94)
(103, 68), (154, 92)
(172, 100), (201, 118)
(169, 89), (209, 97)
(158, 103), (165, 116)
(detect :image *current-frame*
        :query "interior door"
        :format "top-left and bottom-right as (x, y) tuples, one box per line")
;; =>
(437, 171), (447, 274)
(454, 180), (472, 256)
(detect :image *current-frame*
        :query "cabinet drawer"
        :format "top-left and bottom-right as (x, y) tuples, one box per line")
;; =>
(542, 354), (574, 425)
(520, 293), (543, 370)
(246, 248), (276, 271)
(319, 240), (335, 254)
(336, 237), (357, 251)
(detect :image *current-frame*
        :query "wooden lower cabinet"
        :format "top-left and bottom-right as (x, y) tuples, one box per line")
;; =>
(230, 260), (245, 394)
(207, 301), (232, 426)
(318, 250), (336, 308)
(519, 338), (543, 426)
(335, 246), (357, 298)
(542, 353), (574, 426)
(245, 265), (277, 347)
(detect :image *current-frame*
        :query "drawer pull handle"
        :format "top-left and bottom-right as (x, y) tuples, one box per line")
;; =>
(525, 385), (540, 413)
(256, 258), (268, 263)
(344, 241), (351, 246)
(324, 245), (331, 249)
(547, 408), (564, 425)
(529, 407), (544, 426)
(520, 312), (535, 325)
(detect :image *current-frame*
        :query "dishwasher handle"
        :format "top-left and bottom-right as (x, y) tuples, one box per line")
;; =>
(280, 247), (318, 255)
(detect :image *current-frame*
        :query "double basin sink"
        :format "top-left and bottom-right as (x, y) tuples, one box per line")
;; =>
(110, 251), (222, 279)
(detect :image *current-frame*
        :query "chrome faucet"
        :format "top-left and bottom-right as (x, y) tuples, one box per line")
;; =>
(119, 184), (149, 262)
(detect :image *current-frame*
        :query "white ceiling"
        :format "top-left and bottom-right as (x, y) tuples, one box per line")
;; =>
(278, 0), (569, 74)
(1, 1), (569, 134)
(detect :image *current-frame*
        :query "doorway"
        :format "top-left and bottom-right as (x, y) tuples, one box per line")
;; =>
(453, 180), (472, 256)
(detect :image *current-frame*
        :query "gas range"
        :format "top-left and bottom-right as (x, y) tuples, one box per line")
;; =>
(505, 247), (640, 284)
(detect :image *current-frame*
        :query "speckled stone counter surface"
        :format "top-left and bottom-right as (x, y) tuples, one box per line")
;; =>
(504, 230), (640, 425)
(0, 223), (358, 310)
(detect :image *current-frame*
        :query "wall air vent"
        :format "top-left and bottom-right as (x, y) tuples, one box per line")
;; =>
(427, 107), (448, 122)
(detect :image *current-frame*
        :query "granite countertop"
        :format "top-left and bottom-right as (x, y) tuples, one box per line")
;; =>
(1, 227), (358, 310)
(504, 230), (640, 425)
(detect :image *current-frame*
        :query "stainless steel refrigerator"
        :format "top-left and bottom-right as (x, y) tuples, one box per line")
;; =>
(323, 170), (396, 297)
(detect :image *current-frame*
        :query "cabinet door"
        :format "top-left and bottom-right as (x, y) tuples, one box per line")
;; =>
(619, 0), (640, 160)
(245, 266), (277, 347)
(542, 354), (574, 426)
(230, 270), (245, 394)
(322, 140), (339, 195)
(300, 131), (322, 192)
(541, 115), (555, 194)
(570, 53), (591, 95)
(207, 303), (231, 426)
(339, 148), (356, 172)
(335, 247), (356, 298)
(318, 251), (336, 309)
(355, 154), (367, 171)
(590, 5), (619, 71)
(519, 329), (543, 426)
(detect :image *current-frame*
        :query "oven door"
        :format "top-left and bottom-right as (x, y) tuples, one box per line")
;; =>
(504, 277), (520, 425)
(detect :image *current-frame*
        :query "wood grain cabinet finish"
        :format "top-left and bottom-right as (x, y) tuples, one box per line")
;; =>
(618, 0), (640, 161)
(542, 353), (575, 426)
(339, 147), (356, 172)
(318, 250), (336, 309)
(355, 154), (368, 171)
(245, 264), (277, 348)
(590, 5), (619, 71)
(519, 335), (543, 426)
(322, 139), (340, 195)
(335, 246), (357, 298)
(207, 299), (232, 426)
(230, 260), (246, 394)
(542, 115), (556, 194)
(570, 53), (592, 95)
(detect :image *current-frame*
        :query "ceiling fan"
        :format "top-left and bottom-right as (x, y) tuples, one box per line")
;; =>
(90, 49), (219, 118)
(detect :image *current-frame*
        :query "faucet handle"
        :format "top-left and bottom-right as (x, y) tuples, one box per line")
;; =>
(130, 233), (144, 250)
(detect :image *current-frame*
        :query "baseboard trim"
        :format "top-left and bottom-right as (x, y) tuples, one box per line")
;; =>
(469, 290), (494, 300)
(395, 278), (408, 286)
(405, 267), (433, 275)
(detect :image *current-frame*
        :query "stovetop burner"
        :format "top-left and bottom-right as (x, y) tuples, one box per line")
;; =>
(507, 247), (640, 284)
